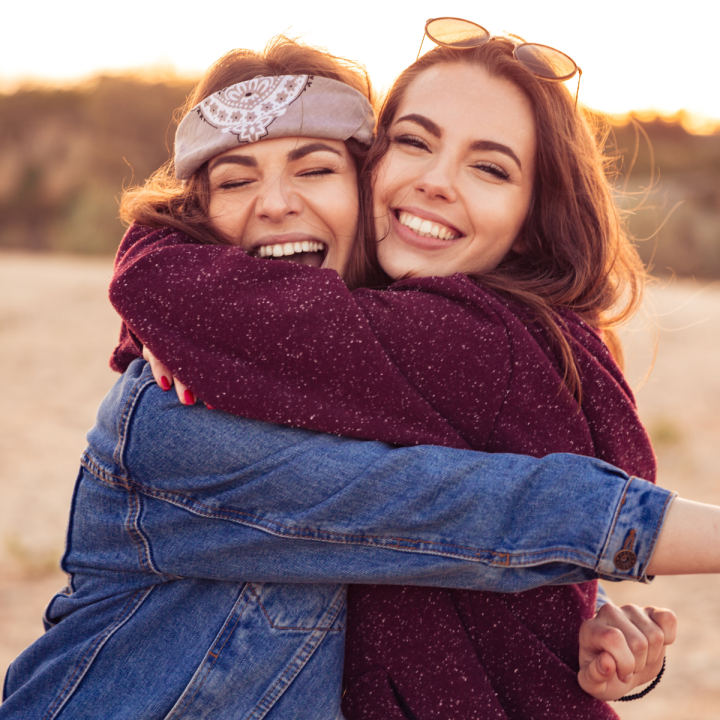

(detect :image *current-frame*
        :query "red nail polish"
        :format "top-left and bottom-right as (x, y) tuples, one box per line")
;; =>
(159, 376), (171, 391)
(184, 389), (196, 405)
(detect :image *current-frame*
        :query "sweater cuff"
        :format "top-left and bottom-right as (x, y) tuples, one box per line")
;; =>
(597, 477), (676, 583)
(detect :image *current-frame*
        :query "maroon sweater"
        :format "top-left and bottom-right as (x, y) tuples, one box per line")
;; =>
(110, 224), (656, 719)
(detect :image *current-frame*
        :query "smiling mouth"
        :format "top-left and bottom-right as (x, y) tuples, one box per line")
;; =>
(252, 241), (328, 268)
(396, 211), (461, 241)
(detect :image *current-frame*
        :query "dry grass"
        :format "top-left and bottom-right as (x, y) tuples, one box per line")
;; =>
(1, 252), (719, 717)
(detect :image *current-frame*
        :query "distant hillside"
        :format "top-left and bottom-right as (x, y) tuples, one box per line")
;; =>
(1, 76), (719, 278)
(609, 117), (720, 278)
(0, 75), (194, 254)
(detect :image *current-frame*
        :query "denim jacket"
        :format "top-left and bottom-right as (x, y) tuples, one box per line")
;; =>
(2, 361), (674, 719)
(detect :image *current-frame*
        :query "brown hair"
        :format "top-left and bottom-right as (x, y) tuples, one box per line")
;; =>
(120, 36), (374, 283)
(359, 39), (646, 395)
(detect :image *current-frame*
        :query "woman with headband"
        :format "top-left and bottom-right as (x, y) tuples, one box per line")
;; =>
(1, 34), (686, 719)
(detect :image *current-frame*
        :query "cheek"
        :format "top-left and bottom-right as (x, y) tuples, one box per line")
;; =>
(372, 149), (407, 208)
(208, 196), (250, 243)
(319, 180), (360, 240)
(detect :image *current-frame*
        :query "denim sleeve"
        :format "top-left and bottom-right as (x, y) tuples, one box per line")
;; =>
(82, 362), (675, 593)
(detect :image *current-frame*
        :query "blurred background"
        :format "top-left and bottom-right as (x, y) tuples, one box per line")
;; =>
(2, 0), (720, 273)
(1, 1), (720, 717)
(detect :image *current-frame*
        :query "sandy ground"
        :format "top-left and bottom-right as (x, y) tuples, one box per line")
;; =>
(1, 250), (719, 717)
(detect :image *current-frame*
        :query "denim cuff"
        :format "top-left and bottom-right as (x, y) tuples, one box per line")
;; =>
(597, 477), (676, 583)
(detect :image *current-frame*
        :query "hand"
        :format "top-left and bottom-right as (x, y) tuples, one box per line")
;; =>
(578, 603), (676, 701)
(142, 346), (199, 406)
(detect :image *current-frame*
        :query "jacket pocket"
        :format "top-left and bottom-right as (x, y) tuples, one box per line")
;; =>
(248, 582), (346, 631)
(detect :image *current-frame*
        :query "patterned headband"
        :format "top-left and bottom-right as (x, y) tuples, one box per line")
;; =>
(174, 74), (375, 179)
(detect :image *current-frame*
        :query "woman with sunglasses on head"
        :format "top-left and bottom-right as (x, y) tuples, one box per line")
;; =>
(108, 25), (691, 718)
(1, 31), (692, 720)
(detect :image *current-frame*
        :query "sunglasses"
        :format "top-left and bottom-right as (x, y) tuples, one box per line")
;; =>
(419, 17), (583, 106)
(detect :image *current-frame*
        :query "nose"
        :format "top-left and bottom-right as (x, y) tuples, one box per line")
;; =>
(254, 175), (302, 222)
(413, 157), (458, 203)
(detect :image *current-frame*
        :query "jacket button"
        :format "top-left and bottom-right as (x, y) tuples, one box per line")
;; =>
(614, 549), (637, 571)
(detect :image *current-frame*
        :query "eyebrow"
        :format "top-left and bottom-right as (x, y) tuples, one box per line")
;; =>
(395, 113), (441, 137)
(470, 140), (522, 170)
(208, 141), (342, 174)
(208, 155), (258, 172)
(394, 113), (522, 170)
(286, 142), (343, 162)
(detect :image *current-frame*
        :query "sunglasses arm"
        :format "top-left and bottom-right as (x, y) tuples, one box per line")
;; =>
(574, 68), (583, 108)
(416, 33), (427, 61)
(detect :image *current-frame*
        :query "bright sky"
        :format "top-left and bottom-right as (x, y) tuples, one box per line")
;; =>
(4, 0), (718, 129)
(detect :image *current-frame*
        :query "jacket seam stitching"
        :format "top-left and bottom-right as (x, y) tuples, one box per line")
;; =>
(248, 583), (343, 632)
(599, 478), (632, 569)
(166, 587), (253, 719)
(247, 586), (347, 719)
(41, 587), (154, 720)
(79, 455), (596, 566)
(125, 488), (161, 574)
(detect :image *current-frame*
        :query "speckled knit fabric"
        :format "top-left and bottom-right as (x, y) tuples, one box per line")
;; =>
(110, 224), (656, 720)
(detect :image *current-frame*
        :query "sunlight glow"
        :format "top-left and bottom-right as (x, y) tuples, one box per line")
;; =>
(4, 0), (718, 124)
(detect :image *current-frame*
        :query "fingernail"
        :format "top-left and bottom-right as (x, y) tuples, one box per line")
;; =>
(184, 389), (196, 405)
(206, 404), (215, 410)
(159, 376), (171, 391)
(621, 674), (633, 684)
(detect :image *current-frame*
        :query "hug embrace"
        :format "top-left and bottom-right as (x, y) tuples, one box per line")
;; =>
(4, 18), (720, 720)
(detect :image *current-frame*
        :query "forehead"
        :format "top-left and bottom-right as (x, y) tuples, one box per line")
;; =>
(208, 136), (351, 168)
(396, 63), (536, 154)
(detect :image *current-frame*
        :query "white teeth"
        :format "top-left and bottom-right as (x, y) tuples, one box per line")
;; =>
(254, 241), (326, 259)
(398, 212), (458, 241)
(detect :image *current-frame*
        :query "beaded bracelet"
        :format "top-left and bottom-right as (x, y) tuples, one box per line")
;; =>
(615, 657), (666, 702)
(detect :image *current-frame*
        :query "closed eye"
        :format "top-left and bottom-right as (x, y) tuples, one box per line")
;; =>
(473, 162), (510, 181)
(298, 167), (335, 178)
(391, 134), (430, 152)
(217, 179), (254, 190)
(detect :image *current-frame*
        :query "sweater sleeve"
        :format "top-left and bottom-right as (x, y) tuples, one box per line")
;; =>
(110, 226), (199, 373)
(109, 224), (483, 450)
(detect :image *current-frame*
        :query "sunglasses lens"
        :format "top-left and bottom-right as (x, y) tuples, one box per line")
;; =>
(514, 43), (577, 80)
(425, 18), (490, 48)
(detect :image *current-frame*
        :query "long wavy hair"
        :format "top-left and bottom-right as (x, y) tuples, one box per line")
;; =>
(120, 36), (374, 283)
(358, 39), (646, 395)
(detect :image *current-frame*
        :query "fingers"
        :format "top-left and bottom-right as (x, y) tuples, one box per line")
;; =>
(141, 346), (199, 406)
(647, 607), (677, 647)
(631, 647), (666, 688)
(175, 377), (195, 406)
(142, 346), (174, 391)
(578, 602), (677, 701)
(578, 650), (617, 696)
(620, 604), (676, 669)
(581, 603), (674, 681)
(580, 603), (647, 682)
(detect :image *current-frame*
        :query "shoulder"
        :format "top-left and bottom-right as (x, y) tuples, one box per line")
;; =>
(360, 273), (516, 327)
(115, 223), (190, 261)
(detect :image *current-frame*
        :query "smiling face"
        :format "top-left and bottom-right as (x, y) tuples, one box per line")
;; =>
(207, 137), (359, 275)
(373, 62), (537, 279)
